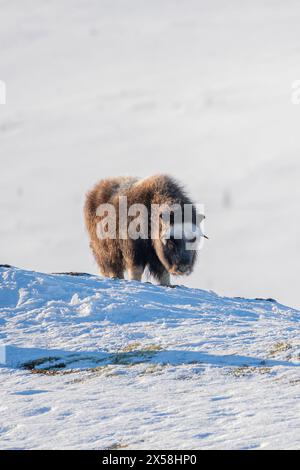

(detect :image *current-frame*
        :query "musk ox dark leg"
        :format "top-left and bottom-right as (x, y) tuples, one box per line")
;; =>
(127, 266), (144, 282)
(147, 256), (171, 286)
(159, 271), (171, 287)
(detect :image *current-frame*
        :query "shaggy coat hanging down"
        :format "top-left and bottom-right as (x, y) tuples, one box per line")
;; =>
(84, 175), (204, 286)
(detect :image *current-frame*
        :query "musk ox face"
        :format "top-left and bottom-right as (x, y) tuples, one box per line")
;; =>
(154, 222), (200, 276)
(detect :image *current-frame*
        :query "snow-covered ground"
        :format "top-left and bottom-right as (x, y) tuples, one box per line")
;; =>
(0, 0), (300, 308)
(0, 265), (299, 449)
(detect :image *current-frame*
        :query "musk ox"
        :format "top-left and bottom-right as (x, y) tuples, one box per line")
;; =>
(84, 175), (206, 286)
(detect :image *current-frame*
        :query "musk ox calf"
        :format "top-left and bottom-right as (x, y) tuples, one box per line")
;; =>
(84, 175), (206, 286)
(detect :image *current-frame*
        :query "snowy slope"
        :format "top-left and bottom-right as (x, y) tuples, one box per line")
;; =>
(0, 265), (299, 450)
(0, 0), (300, 308)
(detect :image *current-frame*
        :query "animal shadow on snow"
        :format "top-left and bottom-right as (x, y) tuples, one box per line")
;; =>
(1, 346), (298, 375)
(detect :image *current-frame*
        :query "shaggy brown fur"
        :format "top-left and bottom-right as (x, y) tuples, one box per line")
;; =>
(84, 175), (200, 286)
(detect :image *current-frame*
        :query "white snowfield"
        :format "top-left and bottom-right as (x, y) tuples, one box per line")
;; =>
(0, 0), (300, 309)
(0, 266), (299, 450)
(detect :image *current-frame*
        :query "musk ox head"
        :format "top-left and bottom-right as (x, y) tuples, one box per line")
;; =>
(154, 218), (205, 277)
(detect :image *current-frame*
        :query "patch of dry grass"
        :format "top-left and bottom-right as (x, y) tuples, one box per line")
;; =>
(121, 342), (143, 352)
(138, 364), (168, 376)
(230, 366), (272, 378)
(269, 342), (292, 357)
(121, 342), (163, 353)
(21, 345), (164, 376)
(105, 442), (129, 450)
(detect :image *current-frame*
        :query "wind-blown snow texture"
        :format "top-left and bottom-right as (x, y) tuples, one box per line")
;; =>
(0, 266), (299, 449)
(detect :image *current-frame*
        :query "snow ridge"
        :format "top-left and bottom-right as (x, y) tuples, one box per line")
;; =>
(0, 266), (299, 449)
